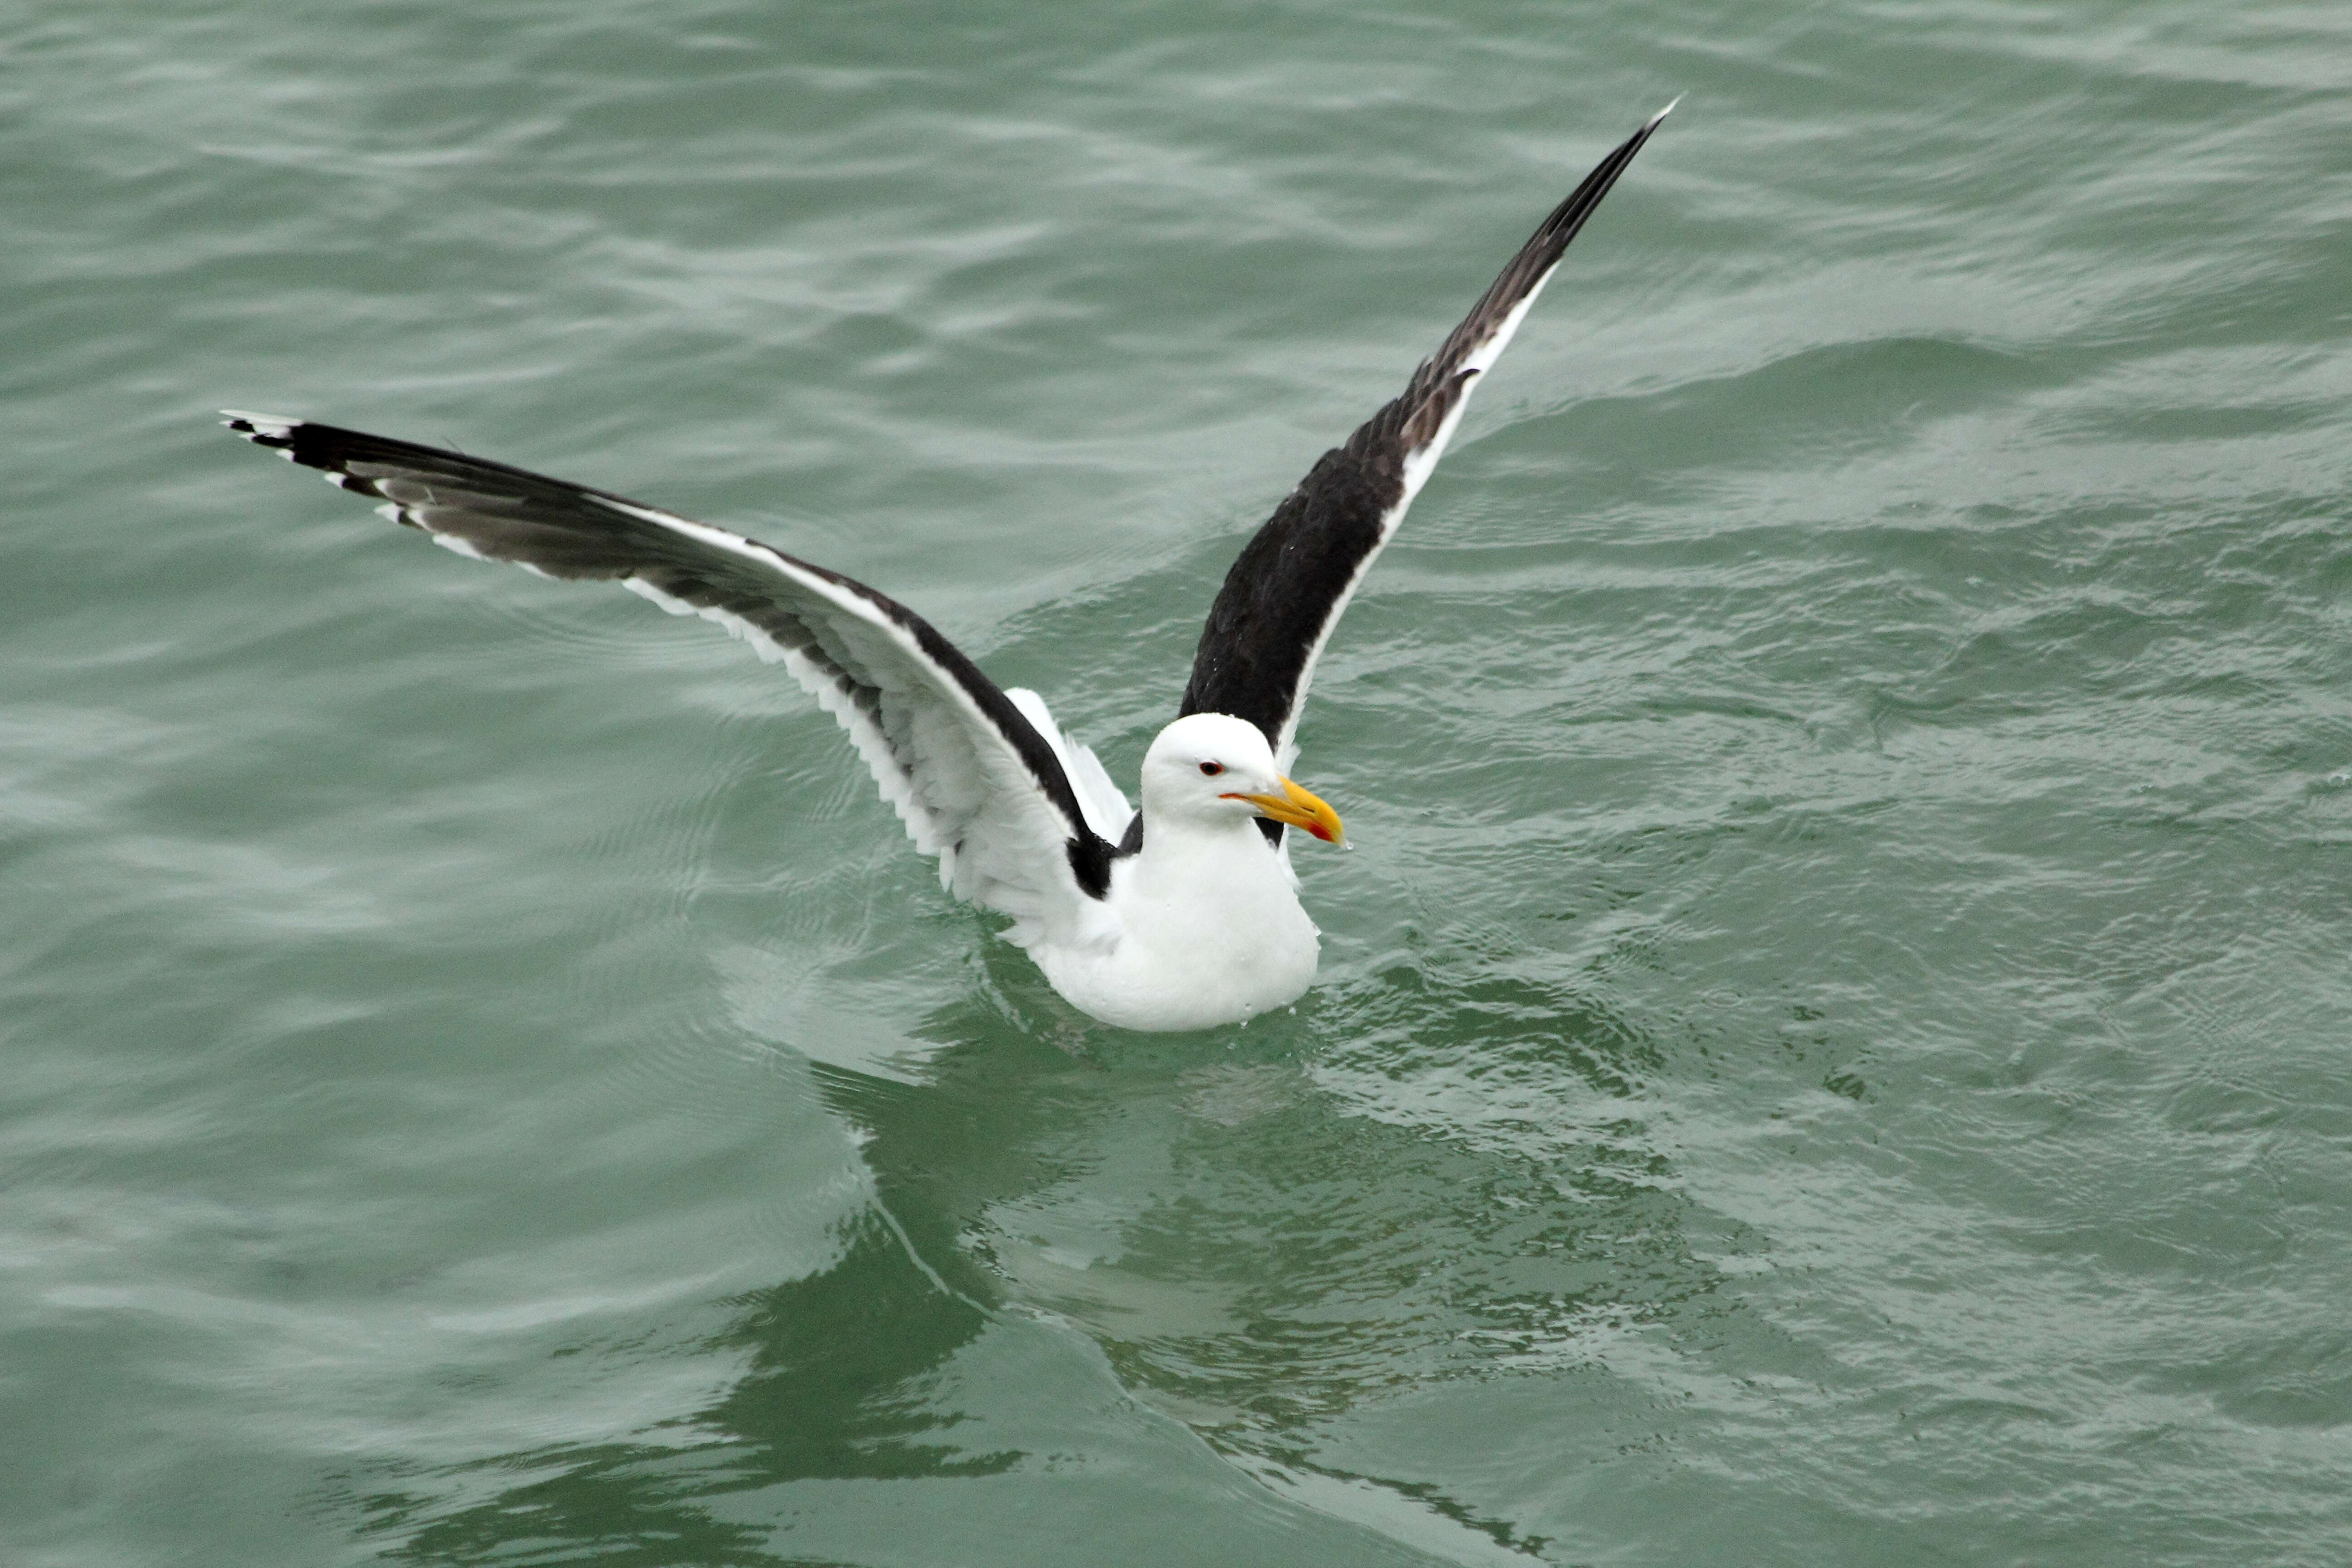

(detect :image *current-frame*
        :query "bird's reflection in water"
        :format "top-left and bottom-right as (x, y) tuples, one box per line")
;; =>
(368, 1214), (1005, 1565)
(945, 958), (1718, 1562)
(370, 947), (1731, 1565)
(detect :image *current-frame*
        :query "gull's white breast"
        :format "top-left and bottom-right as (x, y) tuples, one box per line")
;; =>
(1034, 827), (1320, 1032)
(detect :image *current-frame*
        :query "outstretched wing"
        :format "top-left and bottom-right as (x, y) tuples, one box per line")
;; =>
(1179, 103), (1674, 765)
(224, 413), (1121, 949)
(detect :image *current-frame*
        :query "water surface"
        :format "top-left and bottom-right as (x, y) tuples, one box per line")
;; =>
(7, 2), (2352, 1563)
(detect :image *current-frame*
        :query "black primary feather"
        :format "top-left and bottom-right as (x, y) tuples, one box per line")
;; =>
(222, 415), (1120, 898)
(1179, 108), (1672, 774)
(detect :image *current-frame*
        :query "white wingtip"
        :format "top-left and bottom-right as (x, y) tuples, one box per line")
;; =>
(221, 410), (303, 449)
(1647, 96), (1683, 130)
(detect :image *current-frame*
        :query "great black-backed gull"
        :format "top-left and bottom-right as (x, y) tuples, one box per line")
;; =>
(225, 106), (1671, 1031)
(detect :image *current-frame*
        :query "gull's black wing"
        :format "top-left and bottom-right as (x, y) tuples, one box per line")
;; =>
(224, 413), (1122, 944)
(1179, 105), (1673, 767)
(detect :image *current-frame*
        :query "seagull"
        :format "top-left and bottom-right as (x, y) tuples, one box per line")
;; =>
(225, 106), (1670, 1032)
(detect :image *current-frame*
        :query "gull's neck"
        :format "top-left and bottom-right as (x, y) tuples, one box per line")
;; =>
(1123, 806), (1283, 899)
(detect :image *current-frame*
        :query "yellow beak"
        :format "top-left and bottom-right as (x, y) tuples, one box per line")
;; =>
(1224, 776), (1346, 845)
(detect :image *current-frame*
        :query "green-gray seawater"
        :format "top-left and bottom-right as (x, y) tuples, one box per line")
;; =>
(8, 3), (2352, 1563)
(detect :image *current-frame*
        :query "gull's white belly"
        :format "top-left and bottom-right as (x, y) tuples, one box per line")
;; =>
(1036, 837), (1320, 1032)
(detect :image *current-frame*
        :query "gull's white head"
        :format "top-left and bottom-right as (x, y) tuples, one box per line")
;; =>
(1140, 712), (1345, 844)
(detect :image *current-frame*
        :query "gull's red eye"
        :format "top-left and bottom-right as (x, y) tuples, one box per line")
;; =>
(1199, 761), (1225, 777)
